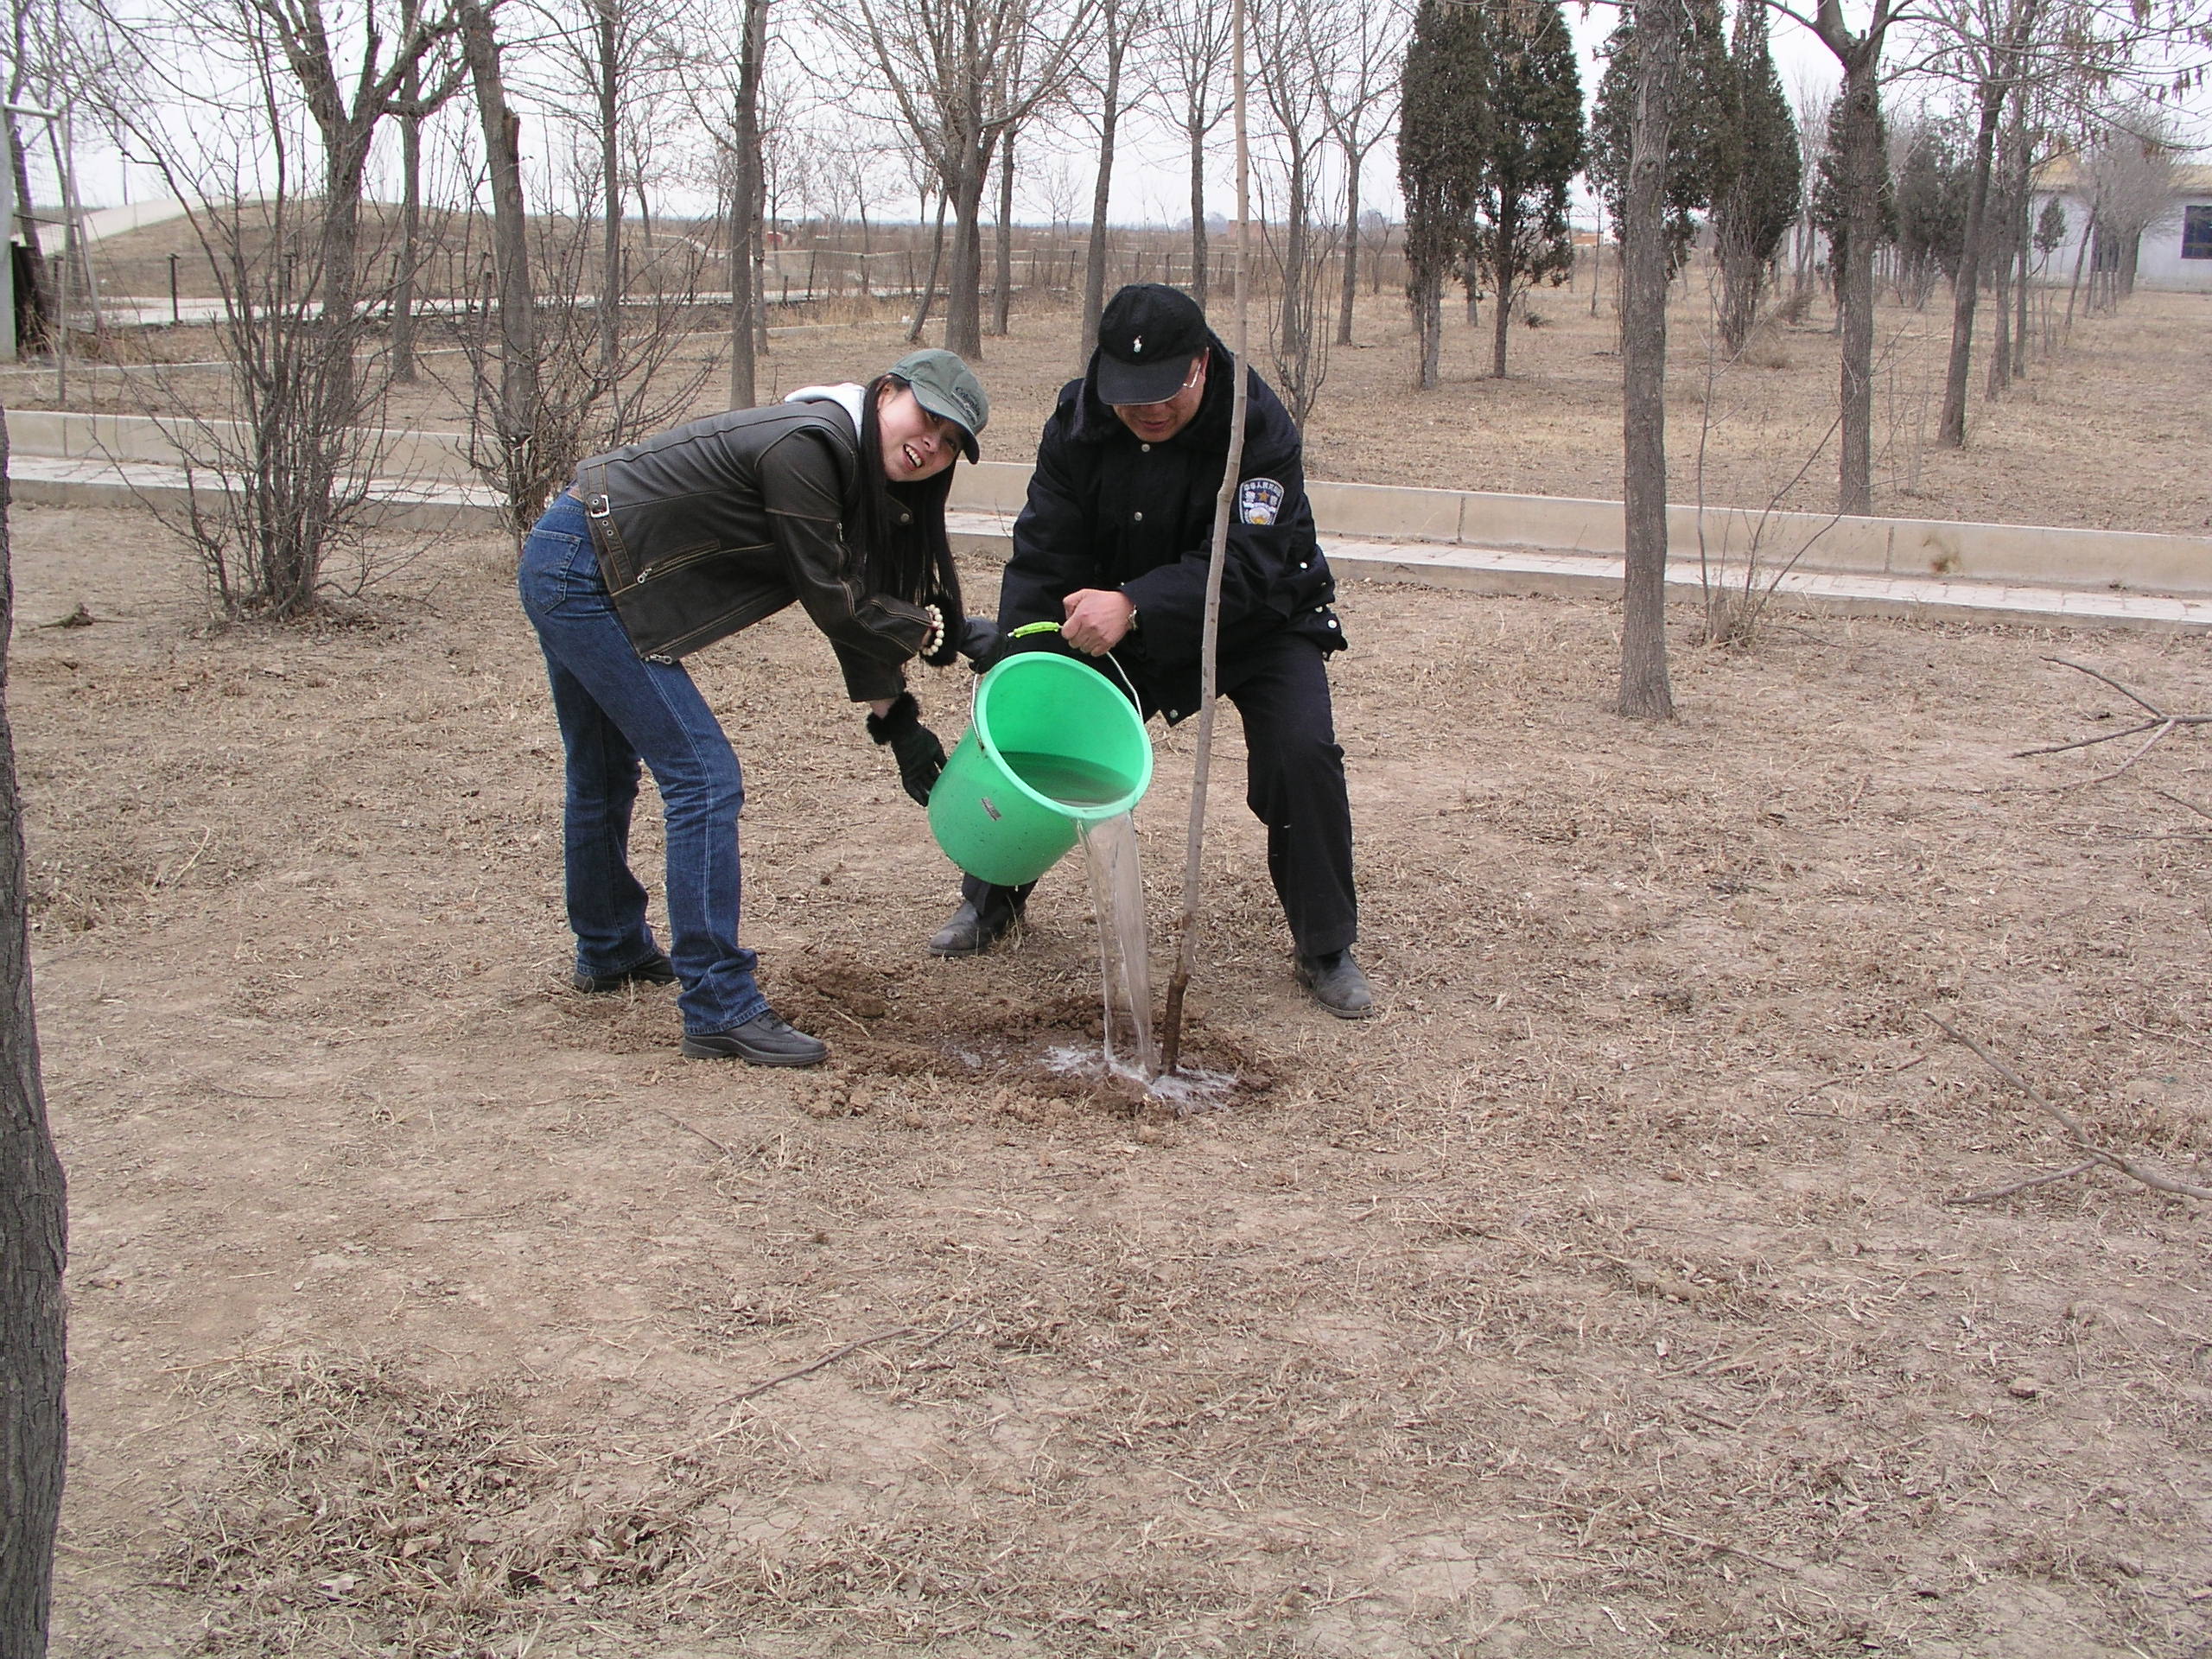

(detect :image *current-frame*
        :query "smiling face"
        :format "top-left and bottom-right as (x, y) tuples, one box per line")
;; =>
(877, 384), (963, 483)
(1109, 352), (1209, 444)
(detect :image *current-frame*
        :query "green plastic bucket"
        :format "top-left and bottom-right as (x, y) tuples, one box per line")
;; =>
(929, 632), (1154, 887)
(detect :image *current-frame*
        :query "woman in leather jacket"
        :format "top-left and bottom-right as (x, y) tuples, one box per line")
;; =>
(517, 349), (989, 1067)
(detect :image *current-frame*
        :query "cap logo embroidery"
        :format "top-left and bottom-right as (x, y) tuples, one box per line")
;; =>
(1131, 335), (1142, 353)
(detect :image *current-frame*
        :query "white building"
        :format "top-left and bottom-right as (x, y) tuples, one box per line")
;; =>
(2030, 160), (2212, 294)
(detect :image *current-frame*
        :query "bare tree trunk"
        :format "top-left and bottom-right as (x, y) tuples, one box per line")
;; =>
(1278, 159), (1306, 389)
(992, 125), (1015, 335)
(1335, 149), (1359, 346)
(1618, 0), (1678, 721)
(0, 405), (67, 1659)
(1188, 130), (1209, 311)
(908, 189), (950, 344)
(2063, 211), (2088, 334)
(1491, 207), (1516, 378)
(726, 0), (766, 408)
(1936, 72), (2008, 447)
(1591, 213), (1603, 316)
(1414, 269), (1440, 388)
(3, 124), (49, 347)
(1833, 54), (1881, 514)
(461, 0), (543, 539)
(1719, 238), (1761, 353)
(1987, 173), (2012, 396)
(391, 52), (423, 384)
(1081, 32), (1123, 361)
(593, 0), (621, 378)
(2011, 133), (2031, 376)
(942, 147), (988, 358)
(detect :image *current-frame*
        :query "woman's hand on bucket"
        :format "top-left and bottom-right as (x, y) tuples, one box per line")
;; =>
(1062, 589), (1135, 656)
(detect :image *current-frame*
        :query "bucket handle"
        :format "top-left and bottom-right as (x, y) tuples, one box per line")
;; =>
(1001, 620), (1143, 709)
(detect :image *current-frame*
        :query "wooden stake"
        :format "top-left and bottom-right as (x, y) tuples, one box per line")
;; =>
(1160, 0), (1249, 1072)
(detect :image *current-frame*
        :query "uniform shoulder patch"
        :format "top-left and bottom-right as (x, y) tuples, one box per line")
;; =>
(1237, 477), (1286, 525)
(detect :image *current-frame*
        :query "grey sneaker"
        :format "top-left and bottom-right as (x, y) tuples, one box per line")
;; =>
(1295, 950), (1375, 1019)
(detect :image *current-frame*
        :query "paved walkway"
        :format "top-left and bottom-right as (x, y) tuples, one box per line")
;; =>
(10, 452), (2209, 632)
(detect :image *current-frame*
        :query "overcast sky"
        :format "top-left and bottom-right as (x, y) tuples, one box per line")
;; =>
(30, 3), (2209, 234)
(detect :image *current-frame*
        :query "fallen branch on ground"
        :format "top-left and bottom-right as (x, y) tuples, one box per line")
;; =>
(717, 1323), (963, 1414)
(2016, 658), (2212, 789)
(1924, 1012), (2210, 1205)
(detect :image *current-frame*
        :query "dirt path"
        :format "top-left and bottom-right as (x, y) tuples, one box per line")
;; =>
(17, 500), (2212, 1657)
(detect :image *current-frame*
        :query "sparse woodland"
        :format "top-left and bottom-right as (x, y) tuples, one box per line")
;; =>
(3, 0), (2211, 1650)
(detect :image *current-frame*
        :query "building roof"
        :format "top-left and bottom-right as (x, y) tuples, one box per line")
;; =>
(2036, 156), (2212, 194)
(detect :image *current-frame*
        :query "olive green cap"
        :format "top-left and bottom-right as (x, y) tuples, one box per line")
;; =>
(891, 347), (988, 461)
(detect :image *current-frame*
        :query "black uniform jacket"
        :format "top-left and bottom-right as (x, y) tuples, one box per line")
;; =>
(576, 396), (930, 702)
(996, 340), (1343, 721)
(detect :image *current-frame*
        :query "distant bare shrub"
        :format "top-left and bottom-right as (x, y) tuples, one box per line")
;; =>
(1739, 321), (1790, 368)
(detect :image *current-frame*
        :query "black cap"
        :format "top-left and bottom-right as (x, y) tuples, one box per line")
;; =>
(1094, 283), (1210, 405)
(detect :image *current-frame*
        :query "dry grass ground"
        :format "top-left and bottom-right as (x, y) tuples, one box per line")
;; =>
(9, 251), (2208, 537)
(18, 485), (2212, 1656)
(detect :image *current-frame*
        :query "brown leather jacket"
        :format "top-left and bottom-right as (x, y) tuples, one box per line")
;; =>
(576, 396), (929, 701)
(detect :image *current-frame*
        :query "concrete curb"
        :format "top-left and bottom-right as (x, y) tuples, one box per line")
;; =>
(10, 450), (2209, 633)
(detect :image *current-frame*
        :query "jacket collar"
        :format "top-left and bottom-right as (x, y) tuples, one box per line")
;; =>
(783, 382), (868, 435)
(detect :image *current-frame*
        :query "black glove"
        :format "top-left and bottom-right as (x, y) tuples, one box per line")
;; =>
(953, 615), (1001, 670)
(867, 692), (945, 806)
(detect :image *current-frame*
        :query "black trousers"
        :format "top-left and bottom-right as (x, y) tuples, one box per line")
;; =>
(960, 631), (1358, 958)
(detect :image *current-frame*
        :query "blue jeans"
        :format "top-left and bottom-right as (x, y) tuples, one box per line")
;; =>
(517, 493), (768, 1037)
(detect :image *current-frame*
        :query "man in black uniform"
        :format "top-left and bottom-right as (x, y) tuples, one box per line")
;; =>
(927, 283), (1370, 1018)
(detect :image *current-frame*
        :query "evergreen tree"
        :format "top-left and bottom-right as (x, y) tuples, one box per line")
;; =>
(1467, 0), (1584, 376)
(1811, 95), (1895, 302)
(1586, 0), (1727, 279)
(1396, 0), (1490, 389)
(1712, 0), (1800, 352)
(1891, 118), (1970, 304)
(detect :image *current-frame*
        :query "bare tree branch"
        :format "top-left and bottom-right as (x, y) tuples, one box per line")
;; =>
(1924, 1012), (2211, 1204)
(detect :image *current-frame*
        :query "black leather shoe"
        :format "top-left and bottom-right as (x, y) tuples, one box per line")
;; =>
(1295, 950), (1375, 1019)
(927, 892), (1025, 958)
(680, 1011), (829, 1067)
(574, 953), (679, 994)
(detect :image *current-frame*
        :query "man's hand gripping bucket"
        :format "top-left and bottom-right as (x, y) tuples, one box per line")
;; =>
(927, 623), (1155, 887)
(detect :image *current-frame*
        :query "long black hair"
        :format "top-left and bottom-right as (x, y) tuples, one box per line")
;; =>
(854, 372), (965, 666)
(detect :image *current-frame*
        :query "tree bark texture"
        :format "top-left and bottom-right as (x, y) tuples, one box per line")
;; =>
(593, 0), (622, 378)
(1081, 18), (1125, 362)
(993, 126), (1015, 335)
(911, 191), (950, 344)
(392, 52), (423, 385)
(1936, 72), (2008, 447)
(943, 152), (988, 358)
(1336, 157), (1359, 346)
(0, 405), (67, 1659)
(1414, 270), (1441, 388)
(1491, 203), (1518, 378)
(1833, 55), (1881, 515)
(727, 0), (767, 408)
(1188, 136), (1209, 310)
(461, 0), (544, 536)
(2010, 126), (2031, 378)
(1617, 0), (1678, 721)
(4, 125), (49, 346)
